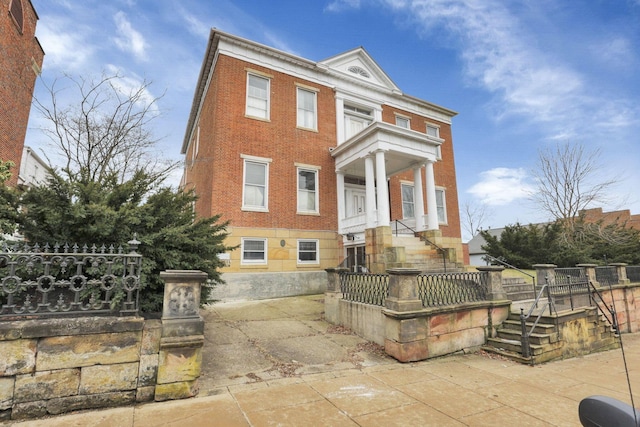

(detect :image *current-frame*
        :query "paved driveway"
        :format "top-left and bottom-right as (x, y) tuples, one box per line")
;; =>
(199, 294), (394, 393)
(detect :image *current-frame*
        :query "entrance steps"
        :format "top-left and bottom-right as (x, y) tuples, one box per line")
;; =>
(503, 278), (536, 301)
(388, 234), (463, 273)
(483, 306), (619, 365)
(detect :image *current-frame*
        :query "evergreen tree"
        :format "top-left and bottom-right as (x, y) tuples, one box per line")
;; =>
(19, 170), (234, 312)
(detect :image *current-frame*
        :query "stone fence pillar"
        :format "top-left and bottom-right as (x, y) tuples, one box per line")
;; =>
(533, 264), (557, 288)
(383, 268), (427, 362)
(155, 270), (208, 401)
(577, 264), (598, 287)
(610, 263), (630, 284)
(324, 268), (348, 324)
(475, 266), (506, 300)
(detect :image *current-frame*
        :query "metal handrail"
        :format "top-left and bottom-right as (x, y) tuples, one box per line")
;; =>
(588, 281), (618, 333)
(393, 219), (447, 272)
(483, 254), (536, 297)
(520, 280), (557, 358)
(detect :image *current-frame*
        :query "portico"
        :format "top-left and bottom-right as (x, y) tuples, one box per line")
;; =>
(331, 121), (442, 237)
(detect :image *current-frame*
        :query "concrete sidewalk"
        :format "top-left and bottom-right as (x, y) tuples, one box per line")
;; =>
(5, 295), (640, 426)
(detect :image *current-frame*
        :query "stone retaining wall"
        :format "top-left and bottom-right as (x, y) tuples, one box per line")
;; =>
(325, 268), (511, 362)
(0, 269), (207, 421)
(0, 316), (160, 420)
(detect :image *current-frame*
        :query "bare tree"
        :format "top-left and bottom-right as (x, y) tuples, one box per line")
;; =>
(33, 73), (177, 186)
(530, 142), (619, 227)
(461, 200), (493, 240)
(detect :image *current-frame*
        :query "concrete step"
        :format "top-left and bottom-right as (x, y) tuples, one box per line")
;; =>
(497, 328), (559, 346)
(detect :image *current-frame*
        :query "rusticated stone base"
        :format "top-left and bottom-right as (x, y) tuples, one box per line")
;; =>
(155, 380), (199, 401)
(11, 391), (136, 420)
(384, 338), (429, 362)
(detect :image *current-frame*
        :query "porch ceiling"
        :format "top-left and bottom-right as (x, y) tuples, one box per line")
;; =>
(330, 121), (442, 178)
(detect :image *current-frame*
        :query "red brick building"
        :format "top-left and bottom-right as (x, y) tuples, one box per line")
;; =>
(0, 0), (44, 186)
(182, 30), (464, 300)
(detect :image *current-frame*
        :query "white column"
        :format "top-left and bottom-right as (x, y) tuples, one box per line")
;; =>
(413, 165), (425, 231)
(335, 97), (344, 145)
(365, 155), (376, 229)
(336, 171), (345, 233)
(425, 160), (438, 230)
(375, 150), (390, 227)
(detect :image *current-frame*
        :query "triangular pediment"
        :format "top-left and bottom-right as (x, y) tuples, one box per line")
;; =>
(319, 48), (400, 93)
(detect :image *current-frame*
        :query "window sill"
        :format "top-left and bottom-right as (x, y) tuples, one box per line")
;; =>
(245, 114), (271, 122)
(296, 126), (318, 133)
(297, 211), (320, 216)
(242, 207), (269, 213)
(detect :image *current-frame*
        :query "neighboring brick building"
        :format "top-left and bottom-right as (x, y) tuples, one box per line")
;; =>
(182, 30), (464, 300)
(0, 0), (44, 186)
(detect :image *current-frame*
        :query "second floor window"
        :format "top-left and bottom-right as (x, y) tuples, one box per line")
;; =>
(297, 167), (318, 213)
(401, 183), (415, 219)
(243, 158), (269, 210)
(246, 74), (270, 119)
(297, 88), (317, 130)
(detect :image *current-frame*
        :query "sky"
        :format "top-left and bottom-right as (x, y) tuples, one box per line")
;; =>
(26, 0), (640, 241)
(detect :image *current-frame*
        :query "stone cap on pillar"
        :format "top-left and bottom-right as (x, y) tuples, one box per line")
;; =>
(160, 270), (208, 320)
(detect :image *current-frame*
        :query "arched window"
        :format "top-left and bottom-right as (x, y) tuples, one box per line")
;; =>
(9, 0), (24, 33)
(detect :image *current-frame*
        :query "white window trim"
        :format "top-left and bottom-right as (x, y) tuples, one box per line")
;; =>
(297, 239), (320, 265)
(241, 154), (272, 212)
(296, 85), (318, 131)
(296, 164), (320, 214)
(395, 114), (411, 129)
(436, 186), (448, 225)
(241, 238), (268, 265)
(246, 73), (270, 120)
(426, 123), (440, 138)
(400, 182), (415, 219)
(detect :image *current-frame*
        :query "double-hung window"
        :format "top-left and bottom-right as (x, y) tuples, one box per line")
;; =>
(401, 183), (415, 219)
(297, 87), (317, 130)
(426, 124), (442, 159)
(297, 165), (319, 214)
(246, 74), (270, 120)
(242, 238), (267, 264)
(396, 116), (410, 129)
(436, 188), (447, 224)
(297, 239), (319, 264)
(242, 155), (271, 211)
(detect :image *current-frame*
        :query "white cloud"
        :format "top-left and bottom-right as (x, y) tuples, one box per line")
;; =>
(467, 168), (535, 206)
(36, 19), (94, 71)
(178, 9), (211, 40)
(377, 0), (639, 143)
(113, 11), (147, 61)
(325, 0), (361, 12)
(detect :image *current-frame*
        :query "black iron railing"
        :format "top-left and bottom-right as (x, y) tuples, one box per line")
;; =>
(0, 238), (142, 318)
(596, 266), (619, 287)
(340, 272), (389, 306)
(417, 271), (488, 307)
(628, 266), (640, 283)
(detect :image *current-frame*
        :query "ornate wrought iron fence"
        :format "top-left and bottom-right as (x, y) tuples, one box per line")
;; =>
(627, 266), (640, 283)
(417, 271), (488, 307)
(554, 267), (586, 284)
(340, 272), (389, 306)
(0, 238), (142, 318)
(595, 266), (618, 287)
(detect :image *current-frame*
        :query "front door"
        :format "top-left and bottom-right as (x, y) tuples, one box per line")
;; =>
(345, 187), (366, 217)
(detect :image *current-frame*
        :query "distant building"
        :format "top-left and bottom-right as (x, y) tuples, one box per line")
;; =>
(0, 0), (44, 186)
(467, 228), (504, 266)
(467, 207), (640, 266)
(181, 30), (464, 300)
(18, 145), (49, 188)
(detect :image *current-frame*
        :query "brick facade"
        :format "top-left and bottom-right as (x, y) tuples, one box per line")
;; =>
(182, 30), (463, 299)
(0, 0), (44, 186)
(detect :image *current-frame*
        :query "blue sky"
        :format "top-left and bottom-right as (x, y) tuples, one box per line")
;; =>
(27, 0), (640, 240)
